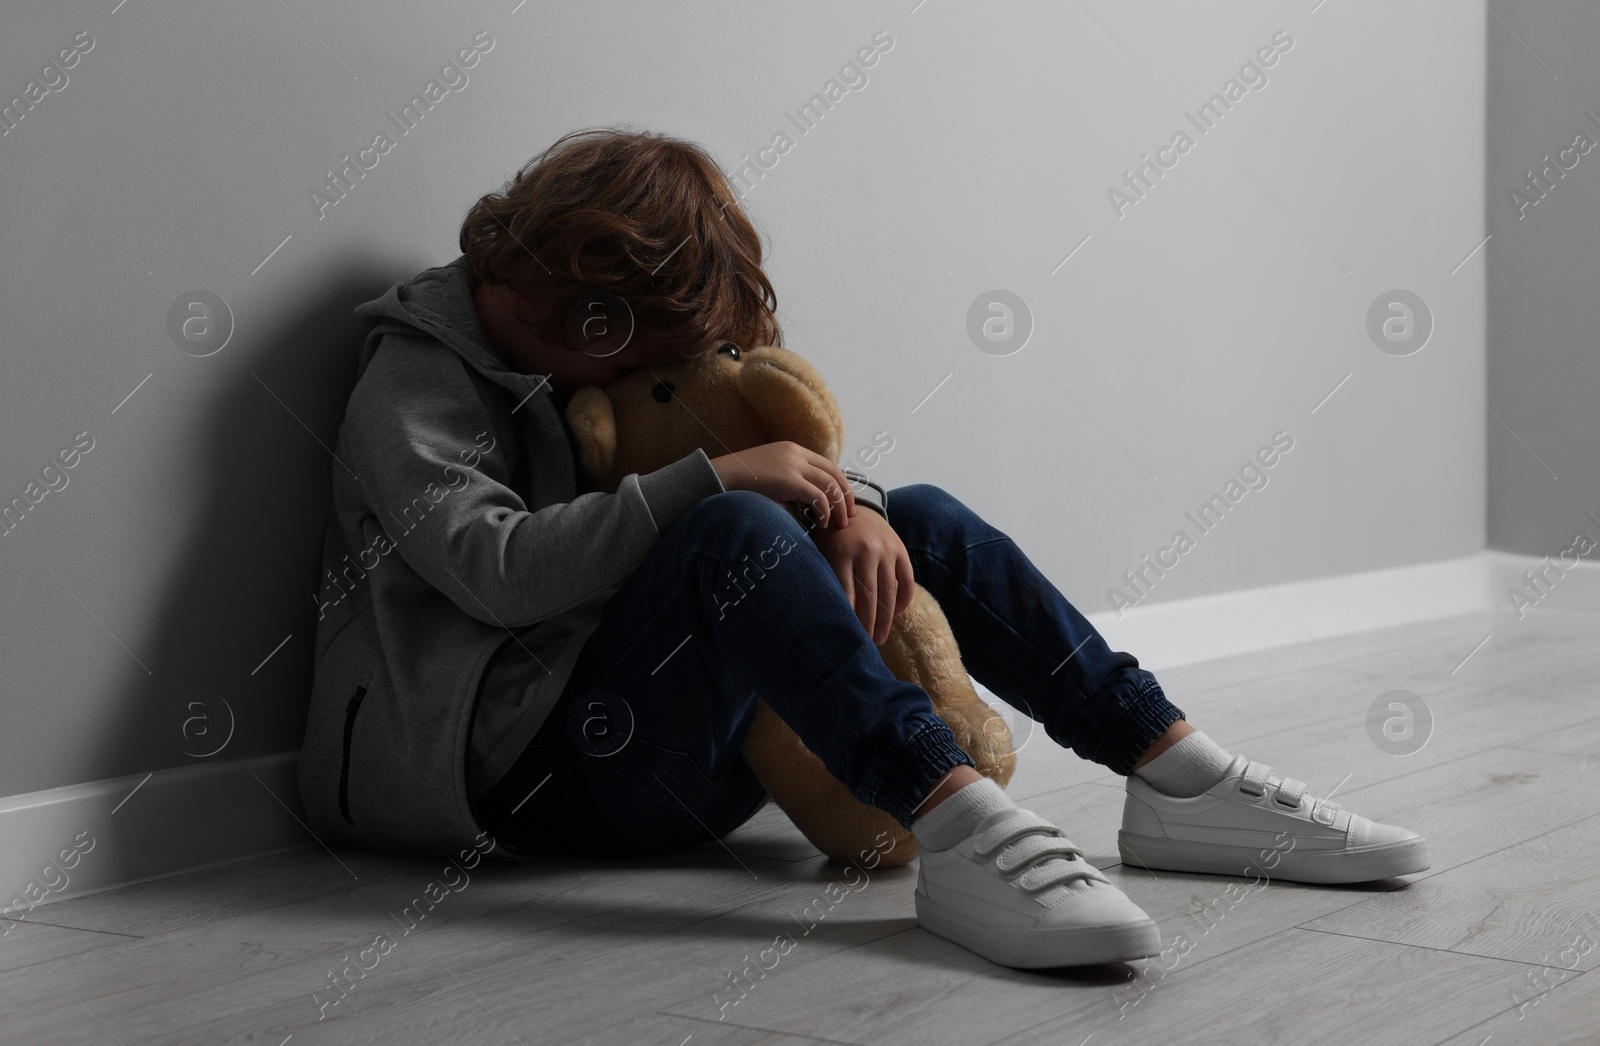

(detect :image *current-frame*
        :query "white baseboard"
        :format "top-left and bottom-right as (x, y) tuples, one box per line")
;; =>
(1005, 549), (1599, 677)
(1082, 552), (1495, 672)
(0, 752), (306, 923)
(6, 550), (1598, 912)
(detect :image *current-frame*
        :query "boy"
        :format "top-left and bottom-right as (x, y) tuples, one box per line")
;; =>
(297, 127), (1428, 969)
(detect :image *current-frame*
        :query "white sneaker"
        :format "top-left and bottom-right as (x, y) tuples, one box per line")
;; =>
(1119, 753), (1431, 884)
(915, 806), (1161, 968)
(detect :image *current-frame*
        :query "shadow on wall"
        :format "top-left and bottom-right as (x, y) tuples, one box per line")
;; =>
(84, 253), (402, 883)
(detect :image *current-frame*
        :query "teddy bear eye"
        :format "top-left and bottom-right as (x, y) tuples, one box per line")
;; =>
(716, 342), (740, 360)
(652, 380), (675, 403)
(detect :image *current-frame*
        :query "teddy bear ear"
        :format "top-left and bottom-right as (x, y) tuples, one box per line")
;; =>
(563, 386), (618, 484)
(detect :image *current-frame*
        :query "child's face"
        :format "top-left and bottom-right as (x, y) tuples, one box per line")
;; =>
(472, 280), (662, 393)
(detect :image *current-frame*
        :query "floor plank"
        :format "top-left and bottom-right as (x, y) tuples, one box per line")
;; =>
(993, 927), (1525, 1046)
(1433, 966), (1600, 1045)
(2, 844), (440, 938)
(0, 918), (135, 976)
(1300, 810), (1600, 970)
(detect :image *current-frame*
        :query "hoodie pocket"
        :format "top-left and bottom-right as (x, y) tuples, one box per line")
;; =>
(338, 683), (369, 825)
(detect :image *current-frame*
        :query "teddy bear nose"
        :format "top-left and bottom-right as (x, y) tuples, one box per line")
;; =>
(652, 381), (675, 403)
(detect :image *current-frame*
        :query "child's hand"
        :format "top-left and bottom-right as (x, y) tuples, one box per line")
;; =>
(811, 507), (914, 645)
(709, 441), (856, 530)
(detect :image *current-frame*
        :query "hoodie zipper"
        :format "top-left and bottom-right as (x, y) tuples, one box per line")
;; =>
(338, 684), (368, 825)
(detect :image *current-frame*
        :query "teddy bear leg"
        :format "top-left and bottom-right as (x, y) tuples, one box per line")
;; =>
(739, 703), (919, 867)
(876, 584), (1017, 789)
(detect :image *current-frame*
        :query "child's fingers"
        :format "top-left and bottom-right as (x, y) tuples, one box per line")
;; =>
(857, 562), (883, 642)
(864, 563), (883, 643)
(806, 452), (855, 525)
(834, 468), (856, 515)
(804, 468), (848, 529)
(895, 551), (915, 617)
(876, 555), (897, 643)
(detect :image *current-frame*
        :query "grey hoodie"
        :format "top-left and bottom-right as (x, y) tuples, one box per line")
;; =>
(296, 256), (886, 860)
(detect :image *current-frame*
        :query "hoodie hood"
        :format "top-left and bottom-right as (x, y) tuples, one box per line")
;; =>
(352, 255), (550, 406)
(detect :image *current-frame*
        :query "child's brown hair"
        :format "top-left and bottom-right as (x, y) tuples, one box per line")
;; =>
(459, 127), (781, 359)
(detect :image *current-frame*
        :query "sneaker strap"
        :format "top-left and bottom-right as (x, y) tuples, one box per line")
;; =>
(1309, 795), (1343, 824)
(1273, 776), (1309, 808)
(971, 809), (1066, 857)
(1240, 759), (1272, 796)
(970, 811), (1105, 891)
(1239, 758), (1343, 819)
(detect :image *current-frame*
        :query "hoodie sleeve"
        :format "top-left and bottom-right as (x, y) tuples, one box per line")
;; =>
(342, 341), (726, 629)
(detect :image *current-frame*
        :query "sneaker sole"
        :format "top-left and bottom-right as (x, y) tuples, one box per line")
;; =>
(914, 891), (1161, 968)
(1117, 830), (1431, 884)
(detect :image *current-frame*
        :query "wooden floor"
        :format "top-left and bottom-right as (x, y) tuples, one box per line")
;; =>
(5, 609), (1600, 1045)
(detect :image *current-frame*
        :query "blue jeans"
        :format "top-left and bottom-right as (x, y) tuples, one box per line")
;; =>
(472, 484), (1184, 858)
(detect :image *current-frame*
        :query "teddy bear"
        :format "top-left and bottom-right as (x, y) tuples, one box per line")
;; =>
(563, 341), (1016, 867)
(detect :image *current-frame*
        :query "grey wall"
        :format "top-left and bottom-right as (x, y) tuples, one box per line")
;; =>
(1486, 2), (1600, 555)
(0, 0), (1485, 798)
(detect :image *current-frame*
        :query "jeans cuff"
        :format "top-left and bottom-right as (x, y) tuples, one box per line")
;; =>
(1099, 680), (1186, 776)
(866, 713), (977, 829)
